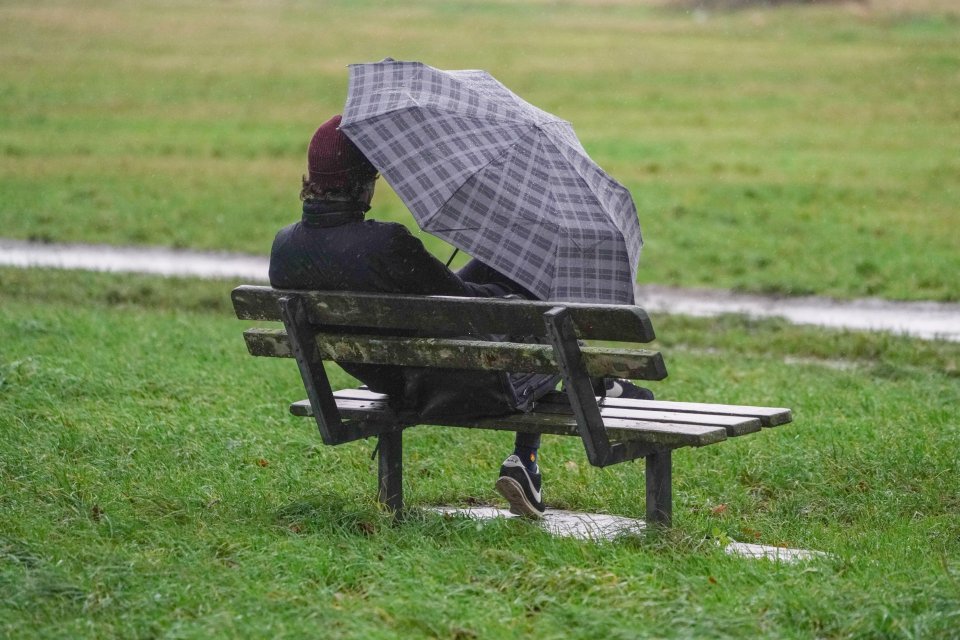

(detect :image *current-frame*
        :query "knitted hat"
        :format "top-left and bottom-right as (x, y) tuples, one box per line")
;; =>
(306, 115), (377, 190)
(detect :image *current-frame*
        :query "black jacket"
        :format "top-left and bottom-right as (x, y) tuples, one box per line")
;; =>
(269, 205), (556, 420)
(270, 216), (512, 298)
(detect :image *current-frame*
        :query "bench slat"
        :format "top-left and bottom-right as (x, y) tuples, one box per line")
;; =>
(516, 392), (792, 428)
(243, 328), (668, 380)
(289, 394), (729, 448)
(232, 285), (656, 342)
(534, 402), (761, 436)
(590, 394), (792, 427)
(334, 389), (763, 437)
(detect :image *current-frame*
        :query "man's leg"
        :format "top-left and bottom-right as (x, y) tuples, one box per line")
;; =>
(512, 431), (540, 471)
(496, 431), (545, 518)
(458, 259), (547, 517)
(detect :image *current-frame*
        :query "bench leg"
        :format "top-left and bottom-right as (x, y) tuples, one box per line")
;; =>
(377, 430), (403, 518)
(645, 450), (672, 528)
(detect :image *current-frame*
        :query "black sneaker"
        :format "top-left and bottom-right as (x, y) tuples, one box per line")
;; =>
(495, 455), (545, 518)
(604, 378), (655, 400)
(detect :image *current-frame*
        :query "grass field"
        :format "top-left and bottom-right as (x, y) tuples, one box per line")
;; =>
(2, 268), (959, 638)
(3, 1), (960, 637)
(1, 0), (959, 300)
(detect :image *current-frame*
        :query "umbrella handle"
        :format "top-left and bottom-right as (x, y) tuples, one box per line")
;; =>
(444, 247), (459, 268)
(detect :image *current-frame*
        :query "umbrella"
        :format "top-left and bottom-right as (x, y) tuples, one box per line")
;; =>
(340, 59), (642, 305)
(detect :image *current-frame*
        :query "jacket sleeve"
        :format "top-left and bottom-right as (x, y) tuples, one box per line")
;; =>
(377, 226), (506, 298)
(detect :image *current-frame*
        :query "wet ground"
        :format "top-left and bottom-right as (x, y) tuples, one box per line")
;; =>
(430, 506), (827, 562)
(636, 284), (960, 342)
(3, 238), (958, 341)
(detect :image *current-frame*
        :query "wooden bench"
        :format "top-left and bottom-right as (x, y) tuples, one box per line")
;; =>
(232, 285), (792, 526)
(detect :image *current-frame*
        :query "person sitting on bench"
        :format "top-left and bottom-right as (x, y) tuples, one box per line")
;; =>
(268, 115), (652, 517)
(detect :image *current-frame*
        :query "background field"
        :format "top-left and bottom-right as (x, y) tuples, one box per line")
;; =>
(2, 1), (960, 638)
(1, 0), (958, 300)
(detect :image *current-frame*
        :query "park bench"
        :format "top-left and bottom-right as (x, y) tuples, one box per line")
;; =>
(232, 285), (792, 526)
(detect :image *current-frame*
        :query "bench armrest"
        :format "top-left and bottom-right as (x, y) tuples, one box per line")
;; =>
(544, 306), (655, 467)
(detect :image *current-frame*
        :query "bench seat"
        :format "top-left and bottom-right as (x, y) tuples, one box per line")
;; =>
(290, 389), (790, 451)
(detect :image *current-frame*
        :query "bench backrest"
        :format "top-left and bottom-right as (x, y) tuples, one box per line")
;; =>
(232, 285), (666, 380)
(233, 285), (667, 465)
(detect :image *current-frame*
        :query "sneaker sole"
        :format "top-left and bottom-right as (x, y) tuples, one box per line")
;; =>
(495, 476), (544, 519)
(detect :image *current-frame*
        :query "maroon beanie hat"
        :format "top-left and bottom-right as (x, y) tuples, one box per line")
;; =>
(306, 114), (377, 190)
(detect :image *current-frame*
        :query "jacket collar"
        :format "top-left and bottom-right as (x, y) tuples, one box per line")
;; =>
(301, 199), (368, 228)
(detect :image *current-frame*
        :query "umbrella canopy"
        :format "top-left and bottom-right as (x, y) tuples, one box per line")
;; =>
(340, 59), (642, 304)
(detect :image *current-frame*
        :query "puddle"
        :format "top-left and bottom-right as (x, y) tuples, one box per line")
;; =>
(636, 284), (960, 342)
(782, 356), (861, 371)
(2, 239), (958, 342)
(431, 506), (826, 562)
(0, 239), (269, 281)
(432, 506), (645, 540)
(723, 541), (828, 562)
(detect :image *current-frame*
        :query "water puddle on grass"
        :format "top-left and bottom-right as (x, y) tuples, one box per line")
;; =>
(2, 239), (958, 342)
(636, 284), (960, 342)
(433, 506), (646, 540)
(430, 507), (827, 562)
(0, 239), (269, 281)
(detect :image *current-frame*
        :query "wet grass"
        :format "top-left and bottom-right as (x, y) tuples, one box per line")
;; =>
(3, 1), (959, 635)
(2, 268), (959, 637)
(1, 0), (959, 300)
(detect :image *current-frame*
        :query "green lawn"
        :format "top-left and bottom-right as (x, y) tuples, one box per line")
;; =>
(3, 1), (960, 637)
(2, 268), (959, 637)
(1, 0), (959, 300)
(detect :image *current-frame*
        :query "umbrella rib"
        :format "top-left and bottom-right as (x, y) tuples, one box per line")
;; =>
(421, 122), (539, 231)
(538, 123), (637, 247)
(529, 127), (605, 245)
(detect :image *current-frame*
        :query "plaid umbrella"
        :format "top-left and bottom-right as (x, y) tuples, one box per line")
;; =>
(340, 59), (642, 305)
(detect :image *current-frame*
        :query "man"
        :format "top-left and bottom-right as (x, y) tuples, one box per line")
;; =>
(270, 115), (651, 518)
